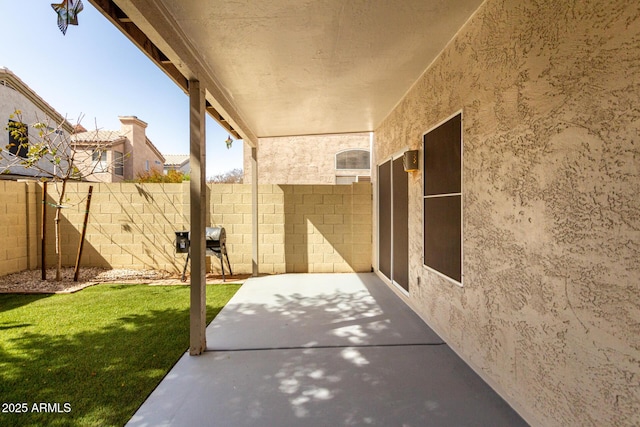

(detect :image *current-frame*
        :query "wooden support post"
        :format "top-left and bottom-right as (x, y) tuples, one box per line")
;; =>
(41, 181), (47, 280)
(74, 185), (93, 281)
(251, 146), (259, 277)
(189, 79), (207, 356)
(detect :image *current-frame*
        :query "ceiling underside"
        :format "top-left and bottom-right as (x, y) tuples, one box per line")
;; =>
(95, 0), (484, 141)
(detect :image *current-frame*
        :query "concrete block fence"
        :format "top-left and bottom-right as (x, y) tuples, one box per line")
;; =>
(0, 180), (372, 277)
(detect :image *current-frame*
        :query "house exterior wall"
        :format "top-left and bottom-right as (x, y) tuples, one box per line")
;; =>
(73, 140), (127, 183)
(76, 117), (164, 183)
(374, 0), (640, 425)
(244, 133), (371, 184)
(164, 160), (189, 174)
(0, 83), (72, 177)
(119, 116), (164, 179)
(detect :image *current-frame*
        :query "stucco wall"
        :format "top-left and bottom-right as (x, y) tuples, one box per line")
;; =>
(73, 140), (127, 183)
(0, 84), (72, 177)
(375, 1), (640, 425)
(244, 133), (371, 184)
(119, 116), (164, 180)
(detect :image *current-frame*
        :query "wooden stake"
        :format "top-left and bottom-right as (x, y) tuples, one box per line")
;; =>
(41, 181), (47, 280)
(73, 186), (93, 282)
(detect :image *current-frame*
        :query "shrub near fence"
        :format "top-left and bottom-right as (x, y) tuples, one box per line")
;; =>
(0, 181), (372, 277)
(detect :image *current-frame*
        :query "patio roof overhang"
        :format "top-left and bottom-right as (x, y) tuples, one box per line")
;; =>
(89, 0), (484, 143)
(88, 0), (485, 355)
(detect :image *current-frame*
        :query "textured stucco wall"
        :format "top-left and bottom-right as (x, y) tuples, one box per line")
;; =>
(244, 133), (371, 184)
(0, 84), (72, 177)
(119, 116), (164, 180)
(73, 140), (127, 183)
(375, 0), (640, 425)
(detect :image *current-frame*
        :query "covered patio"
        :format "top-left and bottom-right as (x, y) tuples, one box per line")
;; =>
(127, 273), (526, 426)
(88, 0), (640, 425)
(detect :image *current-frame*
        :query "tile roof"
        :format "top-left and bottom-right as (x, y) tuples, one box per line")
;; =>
(72, 130), (125, 143)
(164, 154), (189, 166)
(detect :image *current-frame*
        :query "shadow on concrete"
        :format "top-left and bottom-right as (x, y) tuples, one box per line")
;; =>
(283, 185), (371, 273)
(130, 274), (527, 427)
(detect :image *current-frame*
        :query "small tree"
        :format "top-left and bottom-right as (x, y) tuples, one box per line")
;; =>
(1, 110), (116, 281)
(208, 168), (243, 184)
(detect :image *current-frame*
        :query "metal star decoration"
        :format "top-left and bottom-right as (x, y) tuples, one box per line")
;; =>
(225, 135), (233, 149)
(51, 0), (84, 35)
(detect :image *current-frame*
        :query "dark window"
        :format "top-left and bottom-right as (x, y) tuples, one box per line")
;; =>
(92, 150), (107, 172)
(7, 120), (28, 158)
(423, 113), (462, 284)
(336, 149), (370, 170)
(114, 151), (124, 176)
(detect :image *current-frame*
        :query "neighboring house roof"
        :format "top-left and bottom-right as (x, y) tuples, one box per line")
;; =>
(164, 154), (189, 167)
(72, 130), (126, 145)
(0, 67), (74, 134)
(71, 129), (166, 164)
(145, 137), (165, 163)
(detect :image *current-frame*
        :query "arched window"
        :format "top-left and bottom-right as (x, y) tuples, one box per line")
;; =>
(335, 149), (370, 170)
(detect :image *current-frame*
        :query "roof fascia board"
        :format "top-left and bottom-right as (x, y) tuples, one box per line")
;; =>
(0, 69), (75, 134)
(145, 137), (166, 162)
(89, 0), (258, 147)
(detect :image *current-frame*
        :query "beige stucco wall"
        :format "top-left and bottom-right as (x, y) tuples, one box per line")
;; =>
(244, 133), (371, 184)
(0, 84), (73, 177)
(0, 182), (371, 277)
(73, 140), (127, 183)
(375, 0), (640, 425)
(119, 117), (164, 180)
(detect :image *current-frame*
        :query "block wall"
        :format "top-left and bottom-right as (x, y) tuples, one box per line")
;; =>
(40, 182), (188, 273)
(1, 181), (372, 277)
(209, 183), (372, 274)
(0, 180), (38, 275)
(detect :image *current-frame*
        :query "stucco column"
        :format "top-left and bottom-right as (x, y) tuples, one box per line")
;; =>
(189, 80), (207, 355)
(251, 146), (259, 277)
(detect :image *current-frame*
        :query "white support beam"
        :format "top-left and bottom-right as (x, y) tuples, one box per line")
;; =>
(189, 79), (207, 355)
(251, 146), (259, 277)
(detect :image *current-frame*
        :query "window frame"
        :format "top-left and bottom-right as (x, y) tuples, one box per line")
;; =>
(92, 149), (108, 173)
(7, 120), (28, 158)
(335, 149), (371, 170)
(422, 111), (463, 287)
(114, 151), (124, 176)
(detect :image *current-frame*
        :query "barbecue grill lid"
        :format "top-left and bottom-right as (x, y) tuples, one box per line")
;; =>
(205, 227), (225, 242)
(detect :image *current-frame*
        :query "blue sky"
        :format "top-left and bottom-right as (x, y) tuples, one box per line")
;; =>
(0, 0), (243, 176)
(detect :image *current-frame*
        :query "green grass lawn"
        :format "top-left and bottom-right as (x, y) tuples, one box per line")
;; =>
(0, 283), (240, 427)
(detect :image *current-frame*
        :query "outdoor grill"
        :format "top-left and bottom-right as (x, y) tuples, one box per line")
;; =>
(175, 227), (232, 282)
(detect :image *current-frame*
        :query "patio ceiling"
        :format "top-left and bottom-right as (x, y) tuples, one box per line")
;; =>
(91, 0), (484, 145)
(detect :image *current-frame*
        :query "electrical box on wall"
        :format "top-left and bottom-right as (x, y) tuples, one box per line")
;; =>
(403, 150), (419, 172)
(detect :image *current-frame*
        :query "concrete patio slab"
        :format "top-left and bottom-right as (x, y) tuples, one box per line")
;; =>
(127, 273), (527, 426)
(206, 273), (443, 350)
